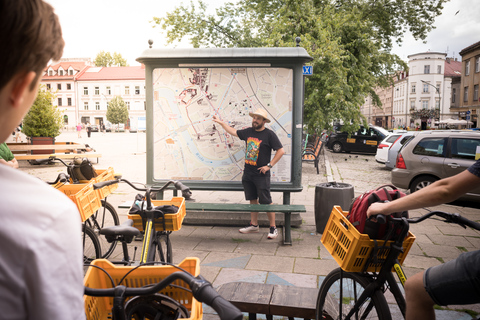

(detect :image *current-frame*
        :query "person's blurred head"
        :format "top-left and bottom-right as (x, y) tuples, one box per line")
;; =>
(0, 0), (64, 142)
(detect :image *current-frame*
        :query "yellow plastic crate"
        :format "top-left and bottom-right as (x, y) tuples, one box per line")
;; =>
(321, 206), (416, 273)
(56, 182), (101, 222)
(84, 258), (202, 320)
(93, 168), (118, 199)
(127, 197), (186, 232)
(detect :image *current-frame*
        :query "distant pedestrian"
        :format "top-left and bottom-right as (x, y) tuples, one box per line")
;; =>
(76, 123), (82, 138)
(14, 124), (22, 143)
(101, 123), (106, 135)
(86, 122), (91, 138)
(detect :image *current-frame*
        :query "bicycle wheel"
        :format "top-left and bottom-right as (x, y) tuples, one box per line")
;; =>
(153, 233), (173, 264)
(87, 199), (119, 259)
(125, 293), (189, 320)
(82, 224), (101, 266)
(316, 268), (391, 320)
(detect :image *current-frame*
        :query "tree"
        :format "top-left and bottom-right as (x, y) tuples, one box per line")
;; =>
(94, 51), (128, 67)
(22, 87), (63, 137)
(106, 96), (129, 131)
(153, 0), (447, 133)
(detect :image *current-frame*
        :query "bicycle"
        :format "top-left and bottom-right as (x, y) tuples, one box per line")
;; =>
(316, 205), (480, 320)
(45, 172), (101, 266)
(84, 257), (243, 320)
(92, 177), (192, 265)
(36, 156), (120, 259)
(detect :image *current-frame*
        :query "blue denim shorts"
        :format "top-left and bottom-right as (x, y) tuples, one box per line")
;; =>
(424, 250), (480, 305)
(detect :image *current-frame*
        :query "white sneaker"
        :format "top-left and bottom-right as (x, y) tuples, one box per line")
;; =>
(267, 226), (278, 239)
(239, 223), (259, 234)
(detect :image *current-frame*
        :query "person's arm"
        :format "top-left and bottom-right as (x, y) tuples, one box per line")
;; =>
(258, 147), (285, 174)
(0, 157), (18, 169)
(367, 169), (480, 217)
(212, 115), (238, 137)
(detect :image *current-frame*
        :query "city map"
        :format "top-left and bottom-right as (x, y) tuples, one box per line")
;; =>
(152, 67), (293, 182)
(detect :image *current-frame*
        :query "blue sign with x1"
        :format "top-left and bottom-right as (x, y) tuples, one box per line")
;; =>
(303, 66), (313, 75)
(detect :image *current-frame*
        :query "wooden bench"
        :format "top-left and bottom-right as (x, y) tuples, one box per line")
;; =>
(217, 282), (318, 320)
(8, 143), (101, 163)
(185, 203), (306, 245)
(302, 137), (323, 174)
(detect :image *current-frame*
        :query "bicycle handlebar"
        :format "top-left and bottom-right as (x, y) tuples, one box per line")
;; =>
(93, 178), (192, 200)
(84, 271), (243, 320)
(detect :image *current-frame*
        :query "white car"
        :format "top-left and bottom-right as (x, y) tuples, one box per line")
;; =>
(375, 133), (404, 164)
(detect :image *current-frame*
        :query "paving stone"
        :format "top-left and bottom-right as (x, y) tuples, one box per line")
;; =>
(246, 255), (295, 273)
(403, 254), (442, 269)
(265, 272), (318, 288)
(212, 268), (267, 287)
(417, 242), (463, 260)
(294, 257), (339, 276)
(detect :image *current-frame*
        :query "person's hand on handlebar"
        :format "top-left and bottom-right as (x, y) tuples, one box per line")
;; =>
(366, 202), (391, 220)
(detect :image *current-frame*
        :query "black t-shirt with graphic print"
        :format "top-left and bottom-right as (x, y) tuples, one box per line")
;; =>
(237, 127), (283, 175)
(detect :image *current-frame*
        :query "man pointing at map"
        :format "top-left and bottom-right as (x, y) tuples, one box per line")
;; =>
(213, 109), (285, 239)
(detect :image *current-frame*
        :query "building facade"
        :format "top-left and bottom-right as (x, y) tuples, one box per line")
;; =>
(459, 41), (480, 126)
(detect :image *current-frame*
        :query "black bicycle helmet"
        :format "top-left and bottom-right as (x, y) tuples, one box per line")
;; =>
(125, 293), (189, 320)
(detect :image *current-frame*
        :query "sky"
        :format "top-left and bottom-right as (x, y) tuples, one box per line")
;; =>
(45, 0), (480, 66)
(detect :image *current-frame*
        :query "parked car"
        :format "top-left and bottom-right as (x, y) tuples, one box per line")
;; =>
(326, 125), (390, 154)
(391, 130), (480, 201)
(375, 132), (405, 164)
(90, 124), (99, 132)
(385, 131), (417, 169)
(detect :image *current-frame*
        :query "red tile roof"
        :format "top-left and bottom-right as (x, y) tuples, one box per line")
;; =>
(43, 61), (90, 79)
(76, 66), (145, 81)
(444, 59), (462, 77)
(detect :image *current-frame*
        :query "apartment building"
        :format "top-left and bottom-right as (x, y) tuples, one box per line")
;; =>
(41, 58), (91, 128)
(76, 66), (146, 128)
(459, 41), (480, 126)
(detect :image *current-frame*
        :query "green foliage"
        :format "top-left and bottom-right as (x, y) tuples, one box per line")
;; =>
(22, 87), (63, 138)
(94, 51), (128, 67)
(153, 0), (447, 134)
(106, 96), (129, 129)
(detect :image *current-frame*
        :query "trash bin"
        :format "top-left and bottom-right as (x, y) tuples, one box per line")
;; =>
(314, 182), (354, 234)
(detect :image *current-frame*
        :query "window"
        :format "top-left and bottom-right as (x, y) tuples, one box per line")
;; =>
(451, 138), (480, 160)
(452, 88), (456, 103)
(464, 86), (469, 102)
(424, 65), (430, 74)
(474, 85), (479, 101)
(46, 83), (51, 90)
(125, 86), (130, 95)
(95, 102), (100, 110)
(67, 83), (71, 90)
(48, 70), (53, 76)
(465, 60), (470, 76)
(59, 70), (64, 76)
(84, 87), (88, 95)
(413, 138), (446, 157)
(135, 86), (140, 94)
(58, 98), (62, 106)
(69, 70), (73, 75)
(57, 83), (61, 90)
(84, 102), (88, 110)
(126, 101), (130, 110)
(476, 57), (480, 73)
(106, 86), (111, 95)
(95, 87), (99, 95)
(423, 84), (429, 93)
(67, 98), (72, 106)
(435, 100), (440, 109)
(435, 84), (440, 94)
(410, 101), (415, 109)
(437, 65), (441, 74)
(411, 84), (416, 93)
(422, 100), (428, 109)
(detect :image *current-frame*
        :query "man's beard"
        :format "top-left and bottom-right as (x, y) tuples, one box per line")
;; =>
(252, 120), (264, 130)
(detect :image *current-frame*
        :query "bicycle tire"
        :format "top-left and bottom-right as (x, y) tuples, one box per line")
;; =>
(82, 224), (101, 266)
(125, 293), (189, 320)
(153, 233), (173, 264)
(87, 200), (119, 259)
(316, 268), (391, 320)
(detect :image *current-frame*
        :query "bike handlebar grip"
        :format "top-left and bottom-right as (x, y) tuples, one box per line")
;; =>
(93, 180), (118, 190)
(455, 214), (480, 230)
(174, 181), (192, 199)
(196, 283), (243, 320)
(376, 214), (386, 224)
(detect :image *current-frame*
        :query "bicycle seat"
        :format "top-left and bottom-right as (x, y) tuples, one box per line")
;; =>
(100, 219), (141, 237)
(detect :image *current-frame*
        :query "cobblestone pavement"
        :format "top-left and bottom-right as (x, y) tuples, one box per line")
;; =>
(15, 131), (480, 319)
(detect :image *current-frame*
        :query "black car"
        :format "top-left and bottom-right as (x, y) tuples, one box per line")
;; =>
(90, 124), (99, 132)
(326, 125), (390, 153)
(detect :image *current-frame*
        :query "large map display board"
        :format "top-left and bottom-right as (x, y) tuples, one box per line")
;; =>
(152, 67), (293, 183)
